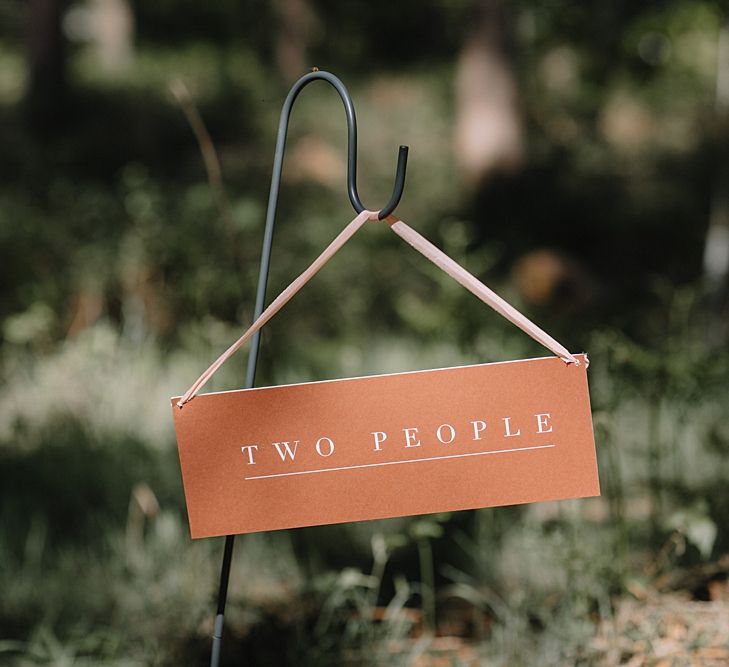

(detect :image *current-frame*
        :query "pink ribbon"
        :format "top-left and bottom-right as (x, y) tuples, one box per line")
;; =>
(177, 210), (578, 408)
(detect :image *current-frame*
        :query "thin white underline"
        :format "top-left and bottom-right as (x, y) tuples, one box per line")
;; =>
(244, 444), (555, 480)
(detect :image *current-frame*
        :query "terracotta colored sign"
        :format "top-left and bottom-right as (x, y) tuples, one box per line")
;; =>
(172, 354), (598, 539)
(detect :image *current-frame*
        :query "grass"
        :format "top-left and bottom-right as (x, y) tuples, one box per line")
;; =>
(1, 301), (728, 665)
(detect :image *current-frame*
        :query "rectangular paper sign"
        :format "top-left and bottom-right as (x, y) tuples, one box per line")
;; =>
(172, 355), (599, 538)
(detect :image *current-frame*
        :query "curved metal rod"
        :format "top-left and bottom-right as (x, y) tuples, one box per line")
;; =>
(270, 70), (408, 220)
(210, 71), (408, 667)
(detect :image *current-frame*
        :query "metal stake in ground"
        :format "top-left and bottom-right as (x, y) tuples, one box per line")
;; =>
(209, 69), (408, 667)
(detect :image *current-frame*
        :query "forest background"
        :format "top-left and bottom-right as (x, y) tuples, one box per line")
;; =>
(2, 1), (729, 664)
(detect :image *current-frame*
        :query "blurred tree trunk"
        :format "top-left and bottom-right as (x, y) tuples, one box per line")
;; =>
(274, 0), (319, 84)
(454, 0), (522, 185)
(703, 22), (729, 345)
(27, 0), (67, 135)
(91, 0), (134, 73)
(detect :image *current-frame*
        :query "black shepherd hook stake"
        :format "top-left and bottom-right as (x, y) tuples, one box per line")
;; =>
(209, 70), (409, 667)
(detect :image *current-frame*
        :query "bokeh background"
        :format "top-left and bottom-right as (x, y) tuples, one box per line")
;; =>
(2, 1), (729, 665)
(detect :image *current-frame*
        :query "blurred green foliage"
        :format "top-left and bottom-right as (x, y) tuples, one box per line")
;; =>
(2, 0), (729, 664)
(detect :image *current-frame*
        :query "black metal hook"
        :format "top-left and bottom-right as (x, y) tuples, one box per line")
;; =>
(209, 71), (408, 667)
(269, 70), (409, 220)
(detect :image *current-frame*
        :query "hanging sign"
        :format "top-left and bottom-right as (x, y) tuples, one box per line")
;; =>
(172, 354), (598, 539)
